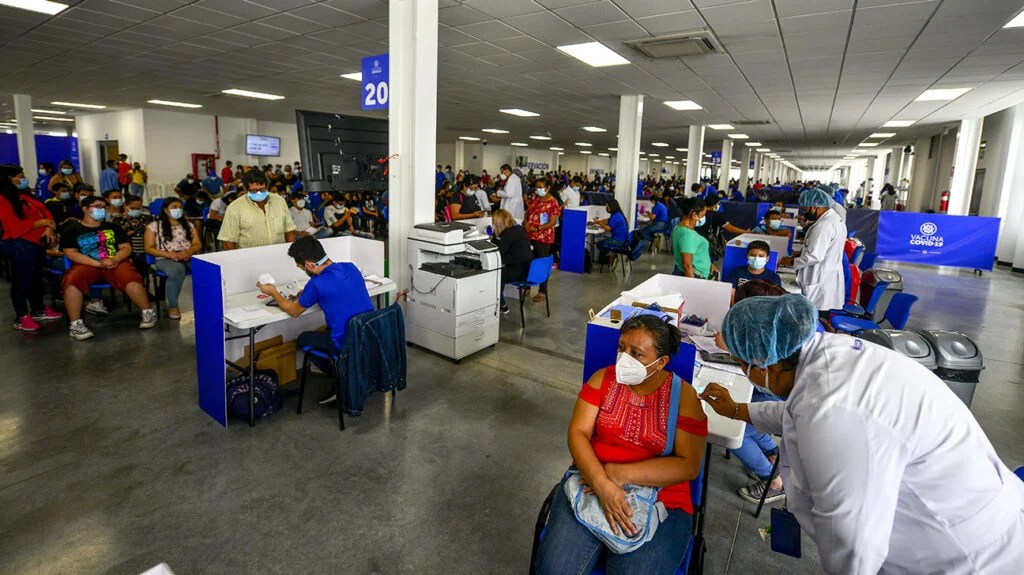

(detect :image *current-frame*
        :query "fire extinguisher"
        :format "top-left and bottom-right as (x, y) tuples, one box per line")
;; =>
(940, 190), (950, 212)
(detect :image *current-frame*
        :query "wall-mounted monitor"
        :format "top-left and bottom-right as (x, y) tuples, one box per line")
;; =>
(246, 134), (281, 157)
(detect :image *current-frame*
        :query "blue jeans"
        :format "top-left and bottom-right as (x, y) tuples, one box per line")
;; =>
(639, 221), (669, 243)
(728, 388), (781, 479)
(536, 473), (693, 575)
(152, 259), (190, 308)
(597, 238), (628, 263)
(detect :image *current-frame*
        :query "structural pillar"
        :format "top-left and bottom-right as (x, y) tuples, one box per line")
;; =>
(454, 140), (465, 171)
(13, 94), (37, 181)
(948, 117), (983, 216)
(718, 139), (733, 190)
(388, 0), (438, 293)
(994, 103), (1024, 266)
(685, 125), (705, 192)
(614, 95), (643, 230)
(739, 147), (751, 191)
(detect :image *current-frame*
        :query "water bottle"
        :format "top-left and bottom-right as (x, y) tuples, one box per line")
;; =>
(486, 225), (493, 236)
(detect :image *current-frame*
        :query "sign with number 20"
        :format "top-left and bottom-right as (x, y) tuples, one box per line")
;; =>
(361, 54), (389, 111)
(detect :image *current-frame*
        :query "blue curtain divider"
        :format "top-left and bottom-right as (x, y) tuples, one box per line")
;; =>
(0, 134), (81, 171)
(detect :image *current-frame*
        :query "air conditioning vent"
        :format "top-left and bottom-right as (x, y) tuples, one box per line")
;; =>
(731, 120), (772, 126)
(626, 30), (722, 58)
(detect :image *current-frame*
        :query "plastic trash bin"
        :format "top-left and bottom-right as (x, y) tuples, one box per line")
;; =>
(859, 329), (937, 369)
(913, 330), (985, 407)
(862, 268), (904, 293)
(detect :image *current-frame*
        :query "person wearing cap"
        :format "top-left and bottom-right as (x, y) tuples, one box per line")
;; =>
(699, 294), (1024, 574)
(778, 187), (846, 313)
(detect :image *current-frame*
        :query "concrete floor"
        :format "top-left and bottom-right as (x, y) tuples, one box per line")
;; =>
(0, 252), (1021, 574)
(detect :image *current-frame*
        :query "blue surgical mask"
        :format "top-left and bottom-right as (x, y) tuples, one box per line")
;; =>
(38, 169), (47, 176)
(746, 364), (773, 396)
(111, 198), (124, 207)
(61, 168), (73, 175)
(696, 216), (706, 227)
(127, 209), (142, 218)
(535, 188), (547, 197)
(748, 256), (768, 270)
(16, 178), (29, 190)
(768, 220), (783, 230)
(60, 192), (71, 200)
(169, 208), (184, 219)
(248, 190), (269, 202)
(90, 208), (107, 221)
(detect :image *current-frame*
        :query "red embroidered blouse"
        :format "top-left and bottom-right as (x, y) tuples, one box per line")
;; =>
(578, 366), (708, 513)
(525, 197), (561, 244)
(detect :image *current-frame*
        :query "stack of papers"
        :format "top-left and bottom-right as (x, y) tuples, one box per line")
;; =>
(690, 335), (729, 355)
(225, 307), (274, 324)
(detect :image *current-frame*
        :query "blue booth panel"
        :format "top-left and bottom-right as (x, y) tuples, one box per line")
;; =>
(583, 321), (697, 386)
(560, 209), (588, 274)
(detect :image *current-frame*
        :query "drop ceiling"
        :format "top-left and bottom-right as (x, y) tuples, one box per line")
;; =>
(2, 0), (1024, 170)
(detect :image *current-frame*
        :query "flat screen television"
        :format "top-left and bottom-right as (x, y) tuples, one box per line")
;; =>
(246, 134), (281, 157)
(295, 110), (387, 193)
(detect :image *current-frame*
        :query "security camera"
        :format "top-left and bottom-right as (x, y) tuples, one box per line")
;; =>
(482, 139), (488, 145)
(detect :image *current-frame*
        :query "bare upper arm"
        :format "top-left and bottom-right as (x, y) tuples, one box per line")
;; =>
(569, 368), (605, 439)
(673, 383), (707, 458)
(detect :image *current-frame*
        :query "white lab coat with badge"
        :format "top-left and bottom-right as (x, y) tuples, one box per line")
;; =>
(749, 333), (1024, 574)
(793, 207), (845, 310)
(496, 173), (525, 222)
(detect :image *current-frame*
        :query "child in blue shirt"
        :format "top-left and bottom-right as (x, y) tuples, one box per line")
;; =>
(725, 240), (782, 289)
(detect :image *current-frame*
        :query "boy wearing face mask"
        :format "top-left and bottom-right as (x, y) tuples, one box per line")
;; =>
(44, 183), (74, 224)
(724, 240), (782, 290)
(751, 210), (790, 237)
(174, 173), (201, 199)
(103, 189), (125, 219)
(289, 192), (330, 239)
(112, 195), (154, 268)
(561, 176), (582, 209)
(523, 176), (560, 302)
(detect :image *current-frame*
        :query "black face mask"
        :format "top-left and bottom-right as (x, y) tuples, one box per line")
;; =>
(803, 209), (820, 222)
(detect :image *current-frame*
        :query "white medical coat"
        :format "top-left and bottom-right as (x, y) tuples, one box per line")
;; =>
(794, 208), (846, 310)
(749, 333), (1024, 574)
(496, 173), (525, 222)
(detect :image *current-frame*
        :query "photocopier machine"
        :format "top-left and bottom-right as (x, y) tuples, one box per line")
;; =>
(406, 222), (502, 361)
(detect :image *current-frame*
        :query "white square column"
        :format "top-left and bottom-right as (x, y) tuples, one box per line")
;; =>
(718, 138), (733, 189)
(13, 94), (37, 178)
(739, 147), (751, 191)
(994, 103), (1024, 266)
(947, 117), (983, 216)
(614, 95), (643, 230)
(388, 0), (439, 292)
(685, 125), (705, 191)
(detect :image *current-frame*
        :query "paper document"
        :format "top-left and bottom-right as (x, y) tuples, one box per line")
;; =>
(690, 335), (729, 355)
(225, 307), (274, 324)
(692, 363), (746, 394)
(363, 274), (388, 285)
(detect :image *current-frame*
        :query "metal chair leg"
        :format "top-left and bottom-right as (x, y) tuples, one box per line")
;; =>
(545, 286), (550, 318)
(297, 353), (310, 414)
(335, 356), (346, 431)
(519, 287), (527, 328)
(753, 454), (781, 518)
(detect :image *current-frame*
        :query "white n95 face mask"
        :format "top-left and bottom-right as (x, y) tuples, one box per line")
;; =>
(615, 352), (660, 386)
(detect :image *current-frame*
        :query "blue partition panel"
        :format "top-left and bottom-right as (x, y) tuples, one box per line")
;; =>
(845, 208), (880, 253)
(584, 322), (697, 385)
(192, 258), (228, 426)
(720, 245), (779, 285)
(560, 209), (588, 274)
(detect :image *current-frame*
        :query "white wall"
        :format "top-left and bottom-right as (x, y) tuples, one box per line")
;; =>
(586, 154), (612, 174)
(254, 120), (301, 166)
(908, 130), (957, 213)
(561, 153), (587, 175)
(436, 143), (455, 171)
(142, 108), (219, 185)
(75, 109), (145, 184)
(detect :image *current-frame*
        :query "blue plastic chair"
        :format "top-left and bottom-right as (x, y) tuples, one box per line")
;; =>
(1015, 466), (1024, 483)
(148, 197), (164, 217)
(850, 245), (865, 267)
(835, 280), (890, 319)
(831, 292), (918, 334)
(859, 251), (878, 271)
(509, 256), (554, 328)
(296, 346), (349, 431)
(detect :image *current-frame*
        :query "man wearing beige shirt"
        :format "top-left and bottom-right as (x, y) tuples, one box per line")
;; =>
(218, 171), (296, 250)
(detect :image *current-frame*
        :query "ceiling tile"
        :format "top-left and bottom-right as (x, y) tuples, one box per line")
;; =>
(636, 11), (705, 36)
(287, 4), (364, 27)
(465, 0), (546, 19)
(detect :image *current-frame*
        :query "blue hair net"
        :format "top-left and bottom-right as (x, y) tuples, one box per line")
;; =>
(722, 294), (819, 367)
(799, 187), (832, 207)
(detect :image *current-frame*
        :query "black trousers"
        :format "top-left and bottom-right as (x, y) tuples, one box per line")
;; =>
(1, 239), (46, 318)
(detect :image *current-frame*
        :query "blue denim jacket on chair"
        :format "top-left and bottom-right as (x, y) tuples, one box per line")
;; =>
(342, 304), (407, 415)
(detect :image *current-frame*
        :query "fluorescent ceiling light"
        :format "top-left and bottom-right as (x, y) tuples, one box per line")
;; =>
(580, 151), (592, 154)
(915, 88), (971, 101)
(557, 152), (565, 155)
(530, 135), (551, 140)
(340, 72), (362, 81)
(1005, 11), (1024, 28)
(582, 126), (606, 132)
(500, 108), (539, 117)
(31, 109), (64, 114)
(556, 41), (629, 67)
(638, 151), (646, 155)
(222, 88), (284, 100)
(728, 134), (749, 139)
(598, 152), (610, 157)
(510, 142), (528, 147)
(481, 128), (509, 134)
(651, 142), (669, 147)
(745, 142), (762, 147)
(574, 142), (592, 147)
(458, 136), (480, 141)
(51, 101), (105, 109)
(708, 124), (734, 130)
(858, 142), (879, 147)
(868, 132), (896, 138)
(665, 155), (675, 159)
(883, 120), (915, 127)
(756, 148), (770, 152)
(608, 147), (618, 151)
(0, 0), (68, 15)
(675, 147), (687, 152)
(664, 100), (702, 111)
(34, 116), (74, 122)
(649, 153), (660, 157)
(147, 99), (202, 109)
(549, 146), (564, 151)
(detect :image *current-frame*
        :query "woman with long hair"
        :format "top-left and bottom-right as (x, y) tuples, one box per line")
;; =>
(672, 196), (715, 279)
(0, 164), (63, 330)
(47, 159), (83, 196)
(491, 208), (533, 315)
(144, 197), (200, 319)
(593, 198), (629, 265)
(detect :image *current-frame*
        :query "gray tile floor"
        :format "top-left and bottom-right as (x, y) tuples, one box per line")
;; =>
(0, 253), (1021, 574)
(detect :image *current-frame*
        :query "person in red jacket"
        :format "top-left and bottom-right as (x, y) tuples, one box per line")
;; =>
(0, 164), (64, 331)
(221, 161), (234, 186)
(116, 153), (132, 193)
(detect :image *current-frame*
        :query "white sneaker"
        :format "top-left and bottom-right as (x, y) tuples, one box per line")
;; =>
(317, 393), (338, 405)
(85, 300), (109, 316)
(139, 308), (157, 329)
(69, 319), (94, 341)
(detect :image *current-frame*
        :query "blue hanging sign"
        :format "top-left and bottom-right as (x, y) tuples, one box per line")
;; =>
(877, 212), (1001, 271)
(361, 54), (389, 111)
(711, 150), (722, 165)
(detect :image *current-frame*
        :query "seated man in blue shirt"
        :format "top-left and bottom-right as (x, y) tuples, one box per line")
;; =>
(257, 235), (373, 404)
(638, 193), (670, 243)
(724, 240), (782, 289)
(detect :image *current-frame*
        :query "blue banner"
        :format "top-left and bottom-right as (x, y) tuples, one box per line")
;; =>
(877, 212), (1000, 271)
(361, 53), (389, 111)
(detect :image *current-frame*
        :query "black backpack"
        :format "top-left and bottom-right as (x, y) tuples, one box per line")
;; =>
(226, 369), (283, 420)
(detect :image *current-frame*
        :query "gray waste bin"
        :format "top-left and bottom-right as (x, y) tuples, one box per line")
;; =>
(862, 268), (904, 291)
(859, 329), (937, 369)
(913, 330), (984, 407)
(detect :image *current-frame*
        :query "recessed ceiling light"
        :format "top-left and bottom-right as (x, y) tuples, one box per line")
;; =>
(728, 134), (749, 139)
(458, 136), (480, 141)
(340, 72), (362, 81)
(756, 148), (770, 152)
(651, 142), (669, 147)
(1005, 11), (1024, 28)
(575, 142), (592, 147)
(556, 41), (629, 67)
(639, 151), (646, 155)
(582, 126), (606, 132)
(0, 0), (68, 15)
(858, 142), (879, 147)
(664, 100), (702, 111)
(665, 155), (675, 159)
(883, 120), (915, 127)
(608, 147), (618, 151)
(510, 142), (528, 147)
(147, 99), (202, 109)
(51, 101), (105, 109)
(745, 142), (762, 147)
(915, 88), (971, 101)
(580, 150), (592, 154)
(222, 89), (284, 100)
(708, 124), (734, 130)
(868, 132), (896, 138)
(675, 147), (687, 152)
(481, 128), (509, 134)
(557, 152), (565, 155)
(500, 108), (539, 117)
(34, 116), (74, 122)
(549, 146), (564, 151)
(598, 152), (610, 157)
(30, 109), (64, 114)
(649, 153), (660, 157)
(530, 135), (551, 140)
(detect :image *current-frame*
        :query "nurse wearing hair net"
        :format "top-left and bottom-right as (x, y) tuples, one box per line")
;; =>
(701, 295), (1024, 574)
(779, 187), (846, 311)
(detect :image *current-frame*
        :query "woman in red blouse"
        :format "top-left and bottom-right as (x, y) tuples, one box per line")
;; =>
(536, 315), (707, 574)
(523, 176), (560, 302)
(0, 164), (63, 331)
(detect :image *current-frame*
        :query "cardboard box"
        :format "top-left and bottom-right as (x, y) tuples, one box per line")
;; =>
(235, 336), (298, 385)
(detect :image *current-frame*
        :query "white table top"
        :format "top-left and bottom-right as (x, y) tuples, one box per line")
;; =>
(224, 277), (397, 330)
(586, 226), (607, 236)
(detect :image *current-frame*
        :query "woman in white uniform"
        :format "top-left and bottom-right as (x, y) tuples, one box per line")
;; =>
(779, 187), (846, 312)
(700, 294), (1024, 574)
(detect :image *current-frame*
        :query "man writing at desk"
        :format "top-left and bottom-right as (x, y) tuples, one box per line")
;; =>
(257, 236), (373, 404)
(218, 170), (296, 250)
